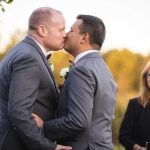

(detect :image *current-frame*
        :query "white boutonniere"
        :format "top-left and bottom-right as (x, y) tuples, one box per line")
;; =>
(46, 53), (54, 72)
(60, 67), (70, 79)
(60, 60), (74, 80)
(49, 61), (54, 72)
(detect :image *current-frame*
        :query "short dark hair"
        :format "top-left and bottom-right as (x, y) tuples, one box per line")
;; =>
(77, 15), (106, 49)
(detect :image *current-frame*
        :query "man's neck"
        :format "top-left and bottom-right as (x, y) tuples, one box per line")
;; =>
(27, 35), (48, 57)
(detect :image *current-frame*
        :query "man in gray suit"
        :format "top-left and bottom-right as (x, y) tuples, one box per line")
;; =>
(33, 15), (117, 150)
(0, 7), (71, 150)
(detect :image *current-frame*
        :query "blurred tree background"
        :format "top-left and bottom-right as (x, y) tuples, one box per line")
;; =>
(0, 30), (150, 150)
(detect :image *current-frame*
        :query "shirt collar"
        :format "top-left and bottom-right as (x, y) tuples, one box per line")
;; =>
(27, 35), (47, 57)
(74, 50), (99, 64)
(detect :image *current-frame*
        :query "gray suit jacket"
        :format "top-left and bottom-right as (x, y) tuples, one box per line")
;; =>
(44, 52), (117, 150)
(0, 36), (58, 150)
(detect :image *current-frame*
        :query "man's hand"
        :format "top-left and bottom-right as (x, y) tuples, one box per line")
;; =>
(32, 114), (72, 150)
(32, 113), (43, 128)
(56, 145), (72, 150)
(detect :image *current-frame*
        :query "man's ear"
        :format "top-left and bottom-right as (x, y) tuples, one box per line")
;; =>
(37, 25), (47, 37)
(81, 33), (89, 44)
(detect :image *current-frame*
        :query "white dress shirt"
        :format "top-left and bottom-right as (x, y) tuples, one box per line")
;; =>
(27, 35), (48, 57)
(74, 50), (99, 64)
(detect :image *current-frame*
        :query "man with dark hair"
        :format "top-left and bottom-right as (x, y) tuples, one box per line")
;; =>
(34, 14), (117, 150)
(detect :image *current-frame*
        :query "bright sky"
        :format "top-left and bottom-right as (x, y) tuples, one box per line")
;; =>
(0, 0), (150, 55)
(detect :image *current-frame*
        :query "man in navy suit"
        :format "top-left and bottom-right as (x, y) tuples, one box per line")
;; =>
(33, 15), (118, 150)
(0, 7), (71, 150)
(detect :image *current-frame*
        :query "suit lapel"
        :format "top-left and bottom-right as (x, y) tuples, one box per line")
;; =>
(23, 36), (59, 97)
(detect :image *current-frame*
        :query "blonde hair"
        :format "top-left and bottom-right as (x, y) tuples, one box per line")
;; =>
(139, 60), (150, 107)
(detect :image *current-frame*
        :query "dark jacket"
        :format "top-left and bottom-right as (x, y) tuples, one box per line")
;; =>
(119, 97), (150, 150)
(0, 36), (58, 150)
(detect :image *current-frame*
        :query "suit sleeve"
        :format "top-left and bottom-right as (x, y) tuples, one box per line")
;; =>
(44, 66), (95, 140)
(119, 100), (139, 149)
(8, 53), (56, 150)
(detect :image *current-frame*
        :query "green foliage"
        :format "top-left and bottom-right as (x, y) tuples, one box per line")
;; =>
(103, 49), (149, 93)
(0, 0), (14, 12)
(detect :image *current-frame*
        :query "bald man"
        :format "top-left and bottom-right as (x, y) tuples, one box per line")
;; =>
(0, 7), (71, 150)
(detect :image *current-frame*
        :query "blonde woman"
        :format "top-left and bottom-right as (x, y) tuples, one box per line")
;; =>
(119, 60), (150, 150)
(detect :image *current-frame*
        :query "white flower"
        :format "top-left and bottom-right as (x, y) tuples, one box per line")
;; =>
(49, 62), (54, 72)
(59, 60), (73, 81)
(60, 67), (70, 78)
